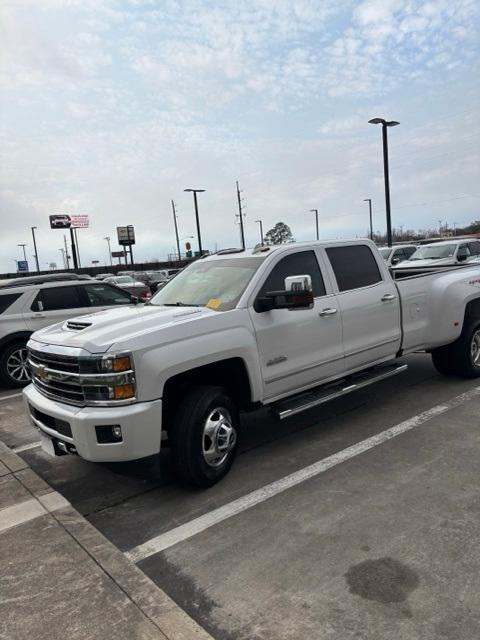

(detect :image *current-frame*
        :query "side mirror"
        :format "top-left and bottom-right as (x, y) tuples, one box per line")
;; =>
(457, 253), (468, 262)
(391, 255), (401, 265)
(130, 295), (139, 305)
(257, 289), (314, 312)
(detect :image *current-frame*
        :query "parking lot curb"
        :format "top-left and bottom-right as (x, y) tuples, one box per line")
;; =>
(0, 439), (214, 640)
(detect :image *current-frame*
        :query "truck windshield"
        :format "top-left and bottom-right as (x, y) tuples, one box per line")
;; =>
(149, 257), (265, 311)
(409, 244), (456, 260)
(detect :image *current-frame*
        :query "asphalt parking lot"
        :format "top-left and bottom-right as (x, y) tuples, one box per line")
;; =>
(1, 353), (479, 640)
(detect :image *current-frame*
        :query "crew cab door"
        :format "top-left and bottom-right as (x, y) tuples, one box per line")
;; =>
(249, 249), (344, 400)
(324, 244), (401, 371)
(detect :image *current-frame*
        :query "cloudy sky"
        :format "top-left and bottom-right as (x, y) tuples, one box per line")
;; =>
(1, 0), (479, 272)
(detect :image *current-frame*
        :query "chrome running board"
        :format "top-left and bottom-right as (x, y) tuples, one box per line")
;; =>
(271, 363), (408, 419)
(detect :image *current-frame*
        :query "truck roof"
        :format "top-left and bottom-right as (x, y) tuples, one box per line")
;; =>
(205, 239), (373, 261)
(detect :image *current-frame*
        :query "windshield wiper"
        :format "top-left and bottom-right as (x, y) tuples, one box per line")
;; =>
(163, 302), (201, 307)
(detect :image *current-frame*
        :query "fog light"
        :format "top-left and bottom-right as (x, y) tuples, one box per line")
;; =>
(95, 425), (123, 444)
(112, 425), (122, 440)
(113, 383), (135, 400)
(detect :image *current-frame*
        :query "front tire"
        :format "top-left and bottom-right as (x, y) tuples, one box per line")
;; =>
(431, 321), (480, 378)
(0, 341), (31, 388)
(170, 386), (239, 487)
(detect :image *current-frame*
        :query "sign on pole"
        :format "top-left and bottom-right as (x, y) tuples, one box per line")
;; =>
(117, 225), (136, 245)
(17, 260), (29, 272)
(50, 214), (89, 229)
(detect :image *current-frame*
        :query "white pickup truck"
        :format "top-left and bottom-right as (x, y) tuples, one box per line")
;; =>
(23, 240), (480, 486)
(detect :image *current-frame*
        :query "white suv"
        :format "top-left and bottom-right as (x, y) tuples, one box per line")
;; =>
(0, 277), (135, 387)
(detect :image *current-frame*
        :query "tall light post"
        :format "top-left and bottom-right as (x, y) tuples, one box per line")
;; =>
(363, 199), (374, 240)
(18, 243), (27, 262)
(310, 209), (319, 241)
(59, 248), (66, 269)
(368, 118), (400, 247)
(255, 219), (264, 246)
(184, 188), (205, 255)
(104, 236), (112, 265)
(31, 227), (40, 271)
(171, 200), (181, 261)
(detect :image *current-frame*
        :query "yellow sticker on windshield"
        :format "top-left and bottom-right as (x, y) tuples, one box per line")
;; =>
(207, 298), (221, 309)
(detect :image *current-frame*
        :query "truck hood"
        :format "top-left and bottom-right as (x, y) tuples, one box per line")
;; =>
(31, 304), (216, 353)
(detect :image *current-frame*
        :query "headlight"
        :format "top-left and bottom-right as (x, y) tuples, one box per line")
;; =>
(79, 352), (136, 405)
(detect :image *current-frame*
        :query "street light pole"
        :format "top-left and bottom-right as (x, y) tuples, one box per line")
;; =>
(18, 243), (27, 262)
(63, 234), (70, 269)
(255, 220), (264, 246)
(184, 188), (205, 255)
(236, 181), (246, 250)
(171, 200), (181, 261)
(31, 227), (40, 271)
(104, 236), (112, 265)
(363, 199), (373, 240)
(368, 118), (399, 247)
(310, 209), (319, 241)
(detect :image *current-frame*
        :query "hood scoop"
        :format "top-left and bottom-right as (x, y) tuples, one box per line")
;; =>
(65, 320), (93, 331)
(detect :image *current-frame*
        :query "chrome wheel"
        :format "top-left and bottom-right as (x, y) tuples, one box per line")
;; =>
(471, 329), (480, 367)
(6, 347), (31, 383)
(202, 407), (237, 468)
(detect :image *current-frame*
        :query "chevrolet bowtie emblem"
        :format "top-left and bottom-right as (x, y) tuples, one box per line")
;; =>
(36, 364), (48, 382)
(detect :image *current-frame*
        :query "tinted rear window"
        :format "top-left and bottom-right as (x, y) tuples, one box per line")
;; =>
(326, 245), (382, 291)
(33, 286), (84, 311)
(0, 293), (22, 314)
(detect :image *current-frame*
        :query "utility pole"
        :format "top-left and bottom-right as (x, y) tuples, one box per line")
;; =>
(63, 234), (71, 269)
(236, 181), (246, 250)
(172, 200), (181, 261)
(363, 199), (373, 240)
(59, 248), (66, 269)
(31, 227), (40, 271)
(310, 209), (319, 241)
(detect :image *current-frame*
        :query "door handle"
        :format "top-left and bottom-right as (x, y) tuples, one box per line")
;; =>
(319, 308), (338, 316)
(30, 313), (46, 318)
(381, 294), (396, 302)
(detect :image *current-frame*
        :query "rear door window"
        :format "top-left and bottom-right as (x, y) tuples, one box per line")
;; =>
(0, 293), (23, 314)
(32, 286), (83, 311)
(326, 245), (382, 292)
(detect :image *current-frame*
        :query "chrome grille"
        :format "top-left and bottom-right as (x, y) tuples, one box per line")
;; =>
(28, 348), (84, 406)
(29, 349), (79, 373)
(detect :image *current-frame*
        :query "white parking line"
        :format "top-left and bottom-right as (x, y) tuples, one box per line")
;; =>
(0, 392), (23, 402)
(126, 386), (480, 563)
(12, 442), (41, 453)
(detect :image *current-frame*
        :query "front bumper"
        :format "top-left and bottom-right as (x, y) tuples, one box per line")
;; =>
(23, 384), (162, 462)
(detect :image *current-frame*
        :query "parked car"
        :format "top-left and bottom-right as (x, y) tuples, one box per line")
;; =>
(103, 276), (151, 302)
(23, 240), (480, 487)
(395, 239), (480, 268)
(0, 279), (135, 387)
(95, 273), (115, 281)
(0, 273), (92, 288)
(378, 244), (418, 267)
